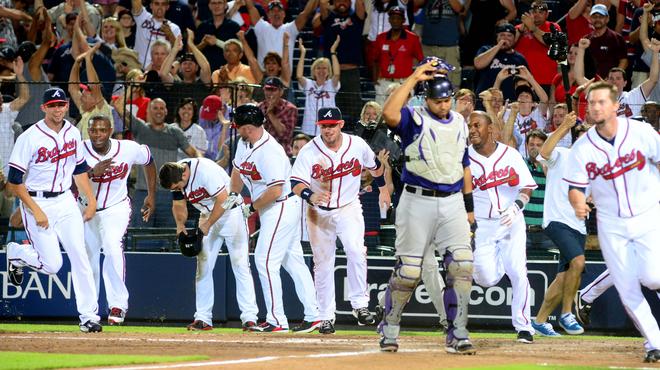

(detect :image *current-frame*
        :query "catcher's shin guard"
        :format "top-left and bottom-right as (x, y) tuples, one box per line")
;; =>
(383, 256), (422, 327)
(444, 246), (473, 341)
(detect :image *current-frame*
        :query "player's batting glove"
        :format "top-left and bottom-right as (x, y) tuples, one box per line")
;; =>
(499, 203), (521, 227)
(241, 203), (256, 218)
(222, 191), (244, 210)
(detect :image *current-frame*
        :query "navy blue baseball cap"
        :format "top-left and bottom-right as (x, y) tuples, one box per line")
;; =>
(317, 107), (344, 125)
(42, 87), (68, 105)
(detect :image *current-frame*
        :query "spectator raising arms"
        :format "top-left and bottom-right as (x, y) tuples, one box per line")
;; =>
(238, 30), (291, 87)
(296, 36), (341, 137)
(131, 0), (181, 68)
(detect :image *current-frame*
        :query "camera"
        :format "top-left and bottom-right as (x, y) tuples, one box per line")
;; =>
(353, 119), (403, 173)
(542, 24), (568, 62)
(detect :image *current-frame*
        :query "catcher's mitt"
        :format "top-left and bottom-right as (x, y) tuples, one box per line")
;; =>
(178, 228), (204, 257)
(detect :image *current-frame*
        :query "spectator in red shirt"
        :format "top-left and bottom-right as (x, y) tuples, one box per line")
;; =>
(371, 6), (423, 105)
(586, 3), (629, 77)
(258, 76), (298, 155)
(566, 0), (610, 45)
(515, 1), (561, 92)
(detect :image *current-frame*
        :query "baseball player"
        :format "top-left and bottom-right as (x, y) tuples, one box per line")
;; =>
(531, 113), (590, 337)
(574, 269), (613, 326)
(5, 88), (102, 332)
(230, 104), (319, 333)
(378, 64), (476, 354)
(159, 157), (260, 331)
(565, 81), (660, 363)
(290, 107), (390, 334)
(81, 115), (157, 325)
(468, 110), (537, 344)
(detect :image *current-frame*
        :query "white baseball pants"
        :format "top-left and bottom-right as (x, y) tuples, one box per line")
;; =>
(255, 196), (318, 327)
(473, 216), (533, 334)
(195, 207), (258, 326)
(597, 205), (660, 351)
(84, 198), (131, 312)
(307, 200), (369, 321)
(10, 191), (99, 323)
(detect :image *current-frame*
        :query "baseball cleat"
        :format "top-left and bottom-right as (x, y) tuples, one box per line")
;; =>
(558, 313), (584, 335)
(445, 338), (476, 355)
(318, 320), (335, 334)
(379, 336), (399, 352)
(242, 321), (259, 331)
(531, 320), (561, 337)
(187, 320), (213, 331)
(292, 320), (322, 333)
(253, 322), (288, 333)
(6, 242), (23, 286)
(516, 331), (534, 344)
(353, 307), (375, 326)
(79, 320), (103, 333)
(644, 349), (660, 363)
(574, 291), (592, 326)
(108, 307), (125, 325)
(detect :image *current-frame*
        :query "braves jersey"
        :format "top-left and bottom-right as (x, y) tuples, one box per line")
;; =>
(177, 157), (230, 214)
(83, 139), (151, 210)
(617, 86), (646, 118)
(9, 119), (85, 192)
(468, 143), (538, 220)
(291, 133), (377, 209)
(563, 118), (660, 218)
(233, 131), (292, 201)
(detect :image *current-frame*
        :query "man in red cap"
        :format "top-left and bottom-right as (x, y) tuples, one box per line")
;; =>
(291, 107), (391, 334)
(259, 76), (298, 155)
(199, 94), (231, 161)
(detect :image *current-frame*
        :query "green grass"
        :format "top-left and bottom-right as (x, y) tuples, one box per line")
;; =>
(0, 351), (207, 370)
(0, 323), (644, 342)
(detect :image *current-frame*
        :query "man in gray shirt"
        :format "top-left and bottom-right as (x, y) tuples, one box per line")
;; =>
(116, 98), (200, 227)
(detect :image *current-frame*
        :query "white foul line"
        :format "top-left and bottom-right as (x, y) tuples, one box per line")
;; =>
(94, 349), (436, 370)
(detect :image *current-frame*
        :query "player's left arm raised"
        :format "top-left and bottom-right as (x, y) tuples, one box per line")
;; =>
(9, 57), (29, 112)
(639, 38), (660, 98)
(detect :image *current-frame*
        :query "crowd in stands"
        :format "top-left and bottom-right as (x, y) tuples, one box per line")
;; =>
(0, 0), (659, 251)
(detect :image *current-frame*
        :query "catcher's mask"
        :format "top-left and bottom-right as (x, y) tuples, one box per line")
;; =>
(178, 229), (203, 257)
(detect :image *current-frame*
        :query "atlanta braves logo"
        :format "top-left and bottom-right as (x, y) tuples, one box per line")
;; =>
(586, 149), (646, 180)
(91, 162), (129, 183)
(187, 187), (210, 203)
(517, 118), (538, 135)
(472, 166), (520, 190)
(35, 139), (77, 164)
(311, 158), (362, 182)
(239, 161), (262, 181)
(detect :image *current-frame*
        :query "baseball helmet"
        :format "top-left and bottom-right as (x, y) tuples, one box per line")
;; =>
(418, 56), (456, 73)
(178, 229), (204, 257)
(233, 103), (265, 127)
(425, 77), (454, 99)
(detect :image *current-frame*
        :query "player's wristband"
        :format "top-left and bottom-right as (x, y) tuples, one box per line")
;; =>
(372, 174), (385, 188)
(514, 192), (530, 210)
(463, 192), (474, 213)
(300, 188), (314, 205)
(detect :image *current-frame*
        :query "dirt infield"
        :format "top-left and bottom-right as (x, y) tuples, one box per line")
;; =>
(0, 330), (655, 369)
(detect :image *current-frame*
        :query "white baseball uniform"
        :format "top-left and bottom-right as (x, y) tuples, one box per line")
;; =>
(233, 131), (319, 328)
(7, 119), (100, 324)
(291, 133), (375, 321)
(81, 138), (152, 314)
(469, 143), (537, 334)
(617, 86), (646, 118)
(175, 157), (258, 326)
(564, 118), (660, 351)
